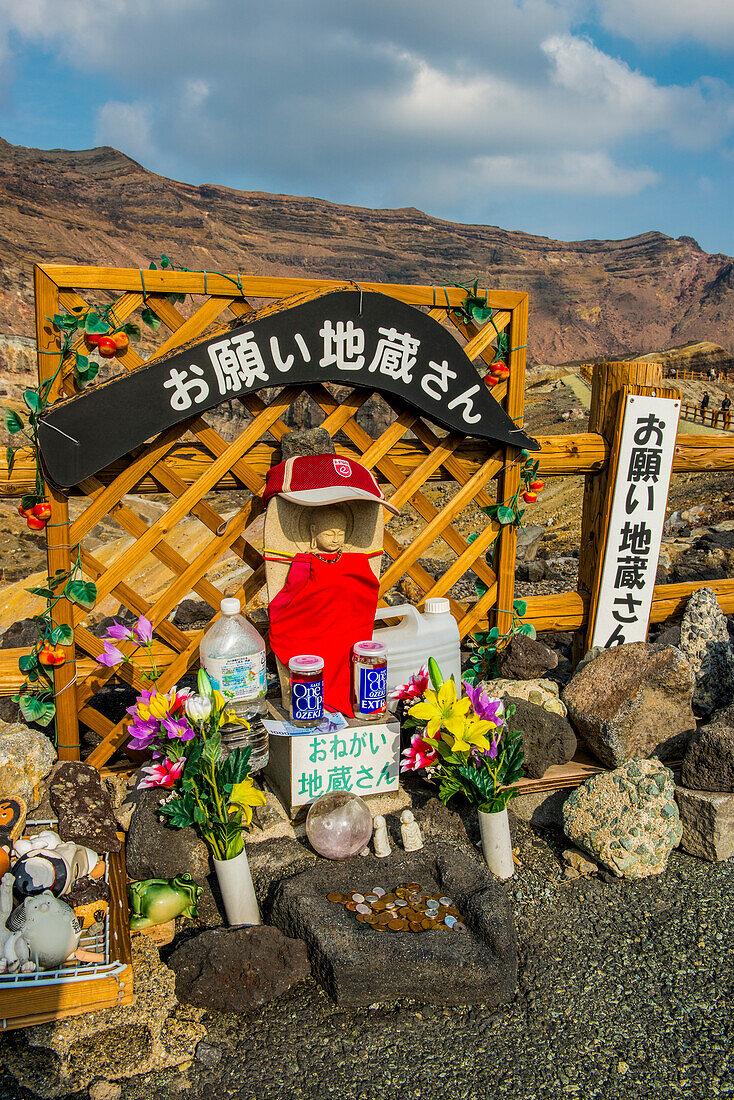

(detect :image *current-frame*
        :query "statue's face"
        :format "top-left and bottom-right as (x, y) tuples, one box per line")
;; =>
(309, 507), (347, 553)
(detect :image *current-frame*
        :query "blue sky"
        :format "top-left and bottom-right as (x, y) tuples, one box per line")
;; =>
(0, 0), (732, 254)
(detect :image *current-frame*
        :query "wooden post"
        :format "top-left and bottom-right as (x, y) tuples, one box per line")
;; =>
(493, 293), (529, 638)
(34, 265), (80, 759)
(574, 360), (663, 662)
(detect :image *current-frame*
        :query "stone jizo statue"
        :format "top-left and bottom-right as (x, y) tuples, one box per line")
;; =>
(400, 809), (424, 852)
(372, 814), (391, 858)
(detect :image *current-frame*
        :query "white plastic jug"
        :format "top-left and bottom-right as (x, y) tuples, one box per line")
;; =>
(373, 598), (462, 697)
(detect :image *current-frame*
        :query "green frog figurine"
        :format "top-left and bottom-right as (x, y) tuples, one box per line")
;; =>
(128, 874), (202, 930)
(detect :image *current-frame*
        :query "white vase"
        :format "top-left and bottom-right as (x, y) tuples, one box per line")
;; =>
(478, 807), (514, 880)
(213, 848), (261, 926)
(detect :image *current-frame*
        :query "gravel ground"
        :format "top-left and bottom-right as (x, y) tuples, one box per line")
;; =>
(2, 820), (731, 1100)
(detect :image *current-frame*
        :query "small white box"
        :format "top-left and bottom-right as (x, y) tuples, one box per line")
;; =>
(262, 701), (400, 815)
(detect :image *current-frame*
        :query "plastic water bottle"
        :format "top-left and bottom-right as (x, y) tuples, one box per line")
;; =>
(200, 598), (269, 770)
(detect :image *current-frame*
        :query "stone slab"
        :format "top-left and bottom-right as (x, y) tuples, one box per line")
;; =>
(676, 786), (734, 862)
(268, 841), (517, 1007)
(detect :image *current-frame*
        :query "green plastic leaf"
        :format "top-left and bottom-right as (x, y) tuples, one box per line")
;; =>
(470, 304), (493, 325)
(160, 794), (196, 829)
(23, 389), (42, 414)
(18, 652), (39, 673)
(466, 532), (479, 544)
(160, 254), (171, 269)
(18, 693), (55, 727)
(52, 313), (78, 331)
(50, 624), (73, 645)
(166, 292), (186, 306)
(149, 261), (158, 270)
(513, 599), (527, 616)
(21, 493), (40, 511)
(85, 311), (109, 335)
(497, 506), (516, 525)
(27, 586), (54, 598)
(141, 306), (161, 331)
(123, 322), (141, 340)
(5, 447), (14, 477)
(517, 622), (537, 639)
(75, 361), (100, 387)
(488, 626), (500, 640)
(75, 351), (89, 373)
(474, 579), (488, 598)
(5, 410), (24, 434)
(64, 579), (97, 610)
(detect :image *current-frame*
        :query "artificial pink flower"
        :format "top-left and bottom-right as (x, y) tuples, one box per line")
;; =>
(104, 620), (132, 642)
(97, 641), (125, 667)
(401, 732), (439, 772)
(132, 615), (153, 646)
(390, 665), (430, 702)
(138, 757), (185, 789)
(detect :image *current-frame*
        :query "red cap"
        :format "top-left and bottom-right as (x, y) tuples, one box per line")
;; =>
(263, 454), (399, 514)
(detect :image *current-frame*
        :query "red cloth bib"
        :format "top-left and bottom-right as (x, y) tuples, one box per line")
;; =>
(268, 552), (379, 717)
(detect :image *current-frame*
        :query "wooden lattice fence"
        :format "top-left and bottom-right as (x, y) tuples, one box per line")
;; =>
(31, 265), (529, 763)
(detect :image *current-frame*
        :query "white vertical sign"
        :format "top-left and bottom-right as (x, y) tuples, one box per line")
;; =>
(590, 394), (680, 649)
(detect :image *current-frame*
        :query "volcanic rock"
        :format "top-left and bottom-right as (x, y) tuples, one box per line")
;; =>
(676, 787), (734, 862)
(679, 587), (734, 715)
(481, 677), (567, 716)
(504, 695), (576, 779)
(496, 634), (558, 681)
(563, 758), (682, 879)
(269, 842), (517, 1007)
(0, 721), (56, 809)
(167, 925), (311, 1011)
(681, 722), (734, 792)
(48, 761), (120, 852)
(561, 642), (695, 768)
(279, 427), (335, 459)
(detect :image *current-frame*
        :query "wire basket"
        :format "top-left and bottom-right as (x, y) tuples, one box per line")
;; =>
(0, 819), (133, 1030)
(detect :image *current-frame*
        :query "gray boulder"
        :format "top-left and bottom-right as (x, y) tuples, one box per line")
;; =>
(504, 695), (576, 779)
(280, 428), (335, 459)
(269, 842), (517, 1007)
(681, 722), (734, 792)
(0, 721), (56, 809)
(167, 925), (311, 1011)
(679, 587), (734, 715)
(563, 758), (682, 879)
(676, 787), (734, 862)
(562, 642), (695, 768)
(497, 634), (558, 681)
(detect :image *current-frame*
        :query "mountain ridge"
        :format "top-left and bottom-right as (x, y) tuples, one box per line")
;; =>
(0, 139), (732, 362)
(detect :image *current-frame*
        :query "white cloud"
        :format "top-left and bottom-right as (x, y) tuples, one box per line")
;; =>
(598, 0), (734, 50)
(95, 101), (154, 164)
(0, 0), (731, 213)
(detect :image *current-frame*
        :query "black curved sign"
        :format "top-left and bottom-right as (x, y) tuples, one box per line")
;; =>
(38, 289), (538, 487)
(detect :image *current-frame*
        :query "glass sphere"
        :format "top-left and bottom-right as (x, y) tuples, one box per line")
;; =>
(305, 791), (373, 860)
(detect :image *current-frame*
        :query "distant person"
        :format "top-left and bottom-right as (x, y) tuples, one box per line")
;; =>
(700, 392), (709, 422)
(722, 393), (731, 431)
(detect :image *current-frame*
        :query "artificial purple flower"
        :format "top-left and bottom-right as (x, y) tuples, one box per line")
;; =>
(163, 715), (194, 742)
(463, 681), (504, 726)
(127, 724), (158, 752)
(97, 641), (125, 668)
(132, 615), (153, 646)
(104, 620), (132, 642)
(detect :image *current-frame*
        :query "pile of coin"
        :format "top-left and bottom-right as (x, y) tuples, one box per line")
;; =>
(326, 882), (467, 933)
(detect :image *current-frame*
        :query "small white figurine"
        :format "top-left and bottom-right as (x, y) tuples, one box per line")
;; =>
(0, 872), (34, 974)
(7, 891), (81, 970)
(11, 831), (100, 899)
(372, 815), (391, 858)
(400, 809), (424, 852)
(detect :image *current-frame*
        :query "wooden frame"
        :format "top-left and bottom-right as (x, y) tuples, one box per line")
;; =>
(24, 264), (529, 765)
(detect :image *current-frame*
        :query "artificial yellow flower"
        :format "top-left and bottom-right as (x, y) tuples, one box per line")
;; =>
(137, 688), (177, 722)
(228, 777), (267, 827)
(447, 712), (494, 754)
(408, 679), (470, 739)
(210, 688), (248, 727)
